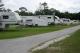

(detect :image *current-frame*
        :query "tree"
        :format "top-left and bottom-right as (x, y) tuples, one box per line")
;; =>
(14, 10), (19, 13)
(15, 7), (33, 16)
(7, 9), (12, 12)
(18, 7), (28, 16)
(19, 7), (27, 12)
(41, 2), (48, 10)
(35, 2), (53, 15)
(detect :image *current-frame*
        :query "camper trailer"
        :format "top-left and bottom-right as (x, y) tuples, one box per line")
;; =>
(21, 15), (55, 26)
(21, 16), (48, 26)
(0, 11), (21, 29)
(61, 18), (71, 24)
(21, 15), (54, 26)
(38, 15), (54, 24)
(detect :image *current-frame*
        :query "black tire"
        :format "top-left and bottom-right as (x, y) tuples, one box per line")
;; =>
(5, 24), (9, 28)
(35, 24), (38, 27)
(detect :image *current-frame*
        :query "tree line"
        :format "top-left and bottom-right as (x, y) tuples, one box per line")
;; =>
(14, 2), (80, 20)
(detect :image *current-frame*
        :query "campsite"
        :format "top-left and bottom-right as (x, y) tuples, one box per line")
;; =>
(0, 0), (80, 53)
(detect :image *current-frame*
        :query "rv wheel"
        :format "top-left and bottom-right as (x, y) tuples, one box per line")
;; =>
(35, 24), (38, 27)
(0, 28), (4, 31)
(5, 24), (9, 28)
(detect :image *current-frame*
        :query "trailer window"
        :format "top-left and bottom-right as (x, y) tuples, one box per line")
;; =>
(26, 20), (32, 21)
(3, 15), (9, 19)
(48, 17), (51, 19)
(26, 20), (32, 23)
(63, 20), (69, 22)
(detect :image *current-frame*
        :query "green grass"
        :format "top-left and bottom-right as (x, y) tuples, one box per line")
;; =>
(0, 25), (74, 39)
(33, 29), (80, 53)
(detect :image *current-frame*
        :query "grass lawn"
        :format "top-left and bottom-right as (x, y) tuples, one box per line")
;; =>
(0, 25), (74, 39)
(33, 29), (80, 53)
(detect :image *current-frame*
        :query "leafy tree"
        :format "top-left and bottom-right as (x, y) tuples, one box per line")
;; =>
(35, 2), (54, 15)
(41, 2), (48, 10)
(7, 9), (12, 12)
(14, 10), (19, 13)
(19, 7), (27, 12)
(15, 7), (33, 16)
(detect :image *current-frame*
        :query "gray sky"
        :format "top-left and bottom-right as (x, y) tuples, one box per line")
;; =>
(3, 0), (80, 13)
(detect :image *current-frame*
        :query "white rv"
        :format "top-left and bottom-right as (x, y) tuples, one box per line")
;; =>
(61, 18), (71, 24)
(38, 15), (54, 24)
(21, 16), (48, 26)
(21, 15), (55, 26)
(0, 11), (21, 29)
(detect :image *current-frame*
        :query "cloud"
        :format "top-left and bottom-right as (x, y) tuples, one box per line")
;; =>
(2, 0), (80, 13)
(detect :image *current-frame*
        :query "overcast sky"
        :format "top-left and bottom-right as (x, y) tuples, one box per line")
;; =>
(3, 0), (80, 13)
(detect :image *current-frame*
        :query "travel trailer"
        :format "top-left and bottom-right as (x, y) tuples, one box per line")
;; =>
(21, 16), (48, 26)
(21, 15), (55, 26)
(61, 18), (71, 24)
(0, 11), (22, 29)
(38, 15), (54, 24)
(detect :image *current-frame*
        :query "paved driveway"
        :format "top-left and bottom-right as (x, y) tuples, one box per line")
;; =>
(0, 25), (80, 53)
